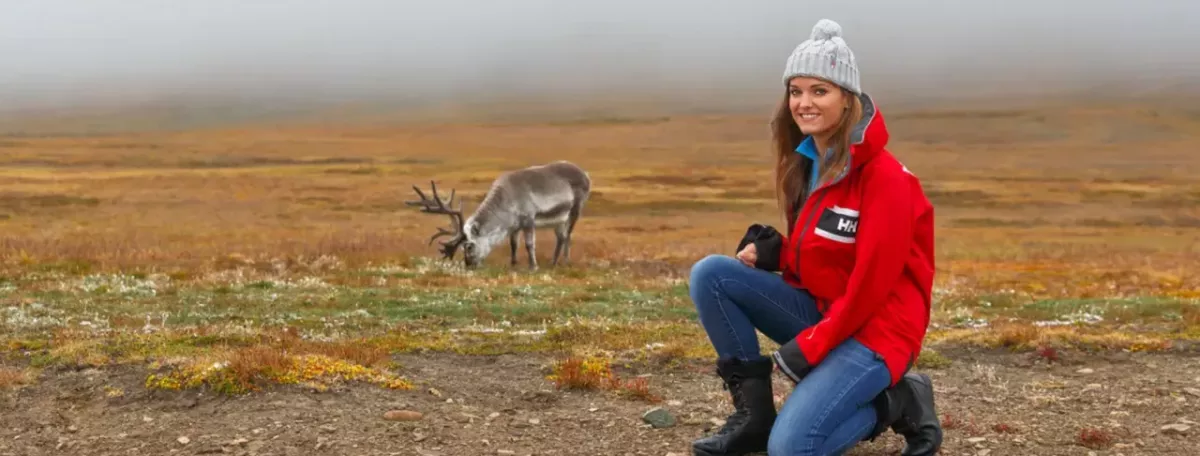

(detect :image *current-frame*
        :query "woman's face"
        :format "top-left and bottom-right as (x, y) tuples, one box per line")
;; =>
(788, 76), (847, 138)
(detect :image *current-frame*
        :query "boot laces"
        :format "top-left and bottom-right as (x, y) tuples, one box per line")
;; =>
(712, 375), (750, 435)
(714, 411), (750, 435)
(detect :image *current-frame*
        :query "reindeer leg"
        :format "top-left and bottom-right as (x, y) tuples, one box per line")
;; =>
(562, 201), (582, 266)
(509, 231), (519, 267)
(552, 223), (567, 267)
(523, 223), (537, 271)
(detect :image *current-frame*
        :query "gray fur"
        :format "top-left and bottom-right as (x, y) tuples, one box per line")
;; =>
(409, 160), (591, 270)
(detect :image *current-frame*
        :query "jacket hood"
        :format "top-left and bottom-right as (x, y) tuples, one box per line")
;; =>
(846, 91), (889, 168)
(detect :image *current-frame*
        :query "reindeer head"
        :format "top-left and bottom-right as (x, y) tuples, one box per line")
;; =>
(405, 180), (469, 264)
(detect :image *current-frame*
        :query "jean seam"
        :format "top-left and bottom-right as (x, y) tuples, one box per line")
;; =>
(840, 342), (881, 371)
(715, 277), (810, 324)
(709, 281), (746, 359)
(824, 418), (877, 455)
(803, 363), (880, 454)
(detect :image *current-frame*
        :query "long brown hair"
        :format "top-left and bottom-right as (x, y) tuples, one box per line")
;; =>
(770, 87), (863, 231)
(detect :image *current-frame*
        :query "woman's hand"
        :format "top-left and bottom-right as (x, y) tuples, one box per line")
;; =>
(736, 243), (758, 267)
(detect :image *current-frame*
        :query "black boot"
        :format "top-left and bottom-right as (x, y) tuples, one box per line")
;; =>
(692, 356), (776, 456)
(867, 372), (943, 456)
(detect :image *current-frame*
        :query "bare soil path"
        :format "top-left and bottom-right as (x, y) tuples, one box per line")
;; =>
(2, 347), (1197, 456)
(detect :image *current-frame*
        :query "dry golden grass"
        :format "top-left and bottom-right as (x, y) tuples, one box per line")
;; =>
(140, 330), (412, 395)
(2, 102), (1197, 276)
(2, 99), (1199, 394)
(0, 366), (32, 390)
(547, 354), (663, 403)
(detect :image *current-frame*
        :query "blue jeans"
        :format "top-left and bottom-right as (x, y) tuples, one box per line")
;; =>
(689, 254), (891, 456)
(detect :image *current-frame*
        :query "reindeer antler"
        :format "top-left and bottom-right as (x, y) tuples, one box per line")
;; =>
(406, 180), (466, 259)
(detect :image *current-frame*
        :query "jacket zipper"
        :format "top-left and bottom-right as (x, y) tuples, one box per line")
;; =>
(789, 189), (827, 288)
(788, 152), (853, 289)
(794, 152), (852, 238)
(797, 190), (828, 241)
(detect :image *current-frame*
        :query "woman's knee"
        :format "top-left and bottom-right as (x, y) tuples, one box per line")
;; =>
(767, 414), (851, 456)
(688, 254), (740, 286)
(767, 390), (821, 455)
(768, 407), (874, 455)
(766, 425), (791, 455)
(767, 425), (812, 456)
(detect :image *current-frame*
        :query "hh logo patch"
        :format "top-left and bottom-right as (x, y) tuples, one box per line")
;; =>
(815, 205), (859, 244)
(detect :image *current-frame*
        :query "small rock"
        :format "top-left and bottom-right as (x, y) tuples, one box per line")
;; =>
(1184, 388), (1200, 398)
(428, 388), (443, 398)
(228, 438), (249, 446)
(667, 400), (684, 407)
(966, 437), (986, 443)
(1076, 368), (1095, 374)
(1161, 423), (1190, 435)
(66, 425), (78, 433)
(642, 407), (676, 429)
(521, 390), (559, 403)
(383, 410), (424, 421)
(177, 436), (191, 445)
(978, 450), (992, 456)
(497, 451), (516, 455)
(319, 424), (336, 433)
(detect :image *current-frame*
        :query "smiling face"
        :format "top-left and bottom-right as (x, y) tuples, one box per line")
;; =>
(787, 76), (849, 139)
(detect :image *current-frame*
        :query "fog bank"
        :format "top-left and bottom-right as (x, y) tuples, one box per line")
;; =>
(2, 0), (1197, 119)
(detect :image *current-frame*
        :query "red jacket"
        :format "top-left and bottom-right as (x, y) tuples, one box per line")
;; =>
(776, 93), (935, 386)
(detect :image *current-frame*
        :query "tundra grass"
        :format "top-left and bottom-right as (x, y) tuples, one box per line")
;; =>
(2, 100), (1199, 395)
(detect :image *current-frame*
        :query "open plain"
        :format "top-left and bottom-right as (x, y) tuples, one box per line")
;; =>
(2, 98), (1199, 455)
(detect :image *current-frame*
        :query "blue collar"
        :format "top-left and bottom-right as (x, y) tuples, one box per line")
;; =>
(795, 136), (822, 193)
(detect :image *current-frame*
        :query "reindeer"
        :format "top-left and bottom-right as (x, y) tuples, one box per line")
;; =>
(405, 160), (591, 270)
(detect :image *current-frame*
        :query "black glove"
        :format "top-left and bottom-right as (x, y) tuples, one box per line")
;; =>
(771, 338), (812, 384)
(736, 224), (783, 272)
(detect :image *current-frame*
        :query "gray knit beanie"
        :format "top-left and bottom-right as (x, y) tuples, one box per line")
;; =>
(782, 19), (861, 94)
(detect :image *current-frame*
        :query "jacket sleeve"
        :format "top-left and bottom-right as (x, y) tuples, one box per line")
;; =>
(736, 224), (785, 272)
(793, 166), (916, 366)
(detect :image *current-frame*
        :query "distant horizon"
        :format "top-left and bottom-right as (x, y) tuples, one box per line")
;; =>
(4, 0), (1198, 133)
(2, 80), (1197, 136)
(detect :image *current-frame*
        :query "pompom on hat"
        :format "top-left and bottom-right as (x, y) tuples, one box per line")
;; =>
(782, 18), (861, 94)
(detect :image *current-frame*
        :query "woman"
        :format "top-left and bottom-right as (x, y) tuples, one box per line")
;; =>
(688, 19), (942, 456)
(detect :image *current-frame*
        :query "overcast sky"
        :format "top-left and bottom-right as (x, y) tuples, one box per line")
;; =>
(1, 0), (1197, 115)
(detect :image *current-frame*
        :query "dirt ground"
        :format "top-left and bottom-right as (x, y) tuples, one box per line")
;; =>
(2, 347), (1197, 456)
